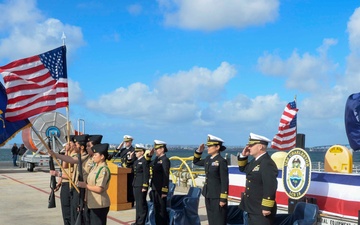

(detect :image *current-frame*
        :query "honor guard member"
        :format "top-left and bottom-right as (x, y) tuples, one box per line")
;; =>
(193, 134), (229, 225)
(71, 134), (89, 225)
(238, 133), (278, 225)
(78, 143), (111, 225)
(49, 134), (89, 224)
(82, 134), (103, 224)
(60, 135), (76, 225)
(111, 135), (136, 206)
(50, 135), (77, 225)
(85, 135), (103, 174)
(131, 144), (150, 225)
(149, 140), (170, 225)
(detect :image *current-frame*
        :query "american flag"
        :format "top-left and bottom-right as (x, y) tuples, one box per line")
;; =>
(0, 46), (68, 122)
(271, 101), (298, 150)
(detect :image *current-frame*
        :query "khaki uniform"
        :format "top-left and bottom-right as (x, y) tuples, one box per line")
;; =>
(72, 153), (90, 183)
(86, 161), (111, 209)
(83, 155), (95, 180)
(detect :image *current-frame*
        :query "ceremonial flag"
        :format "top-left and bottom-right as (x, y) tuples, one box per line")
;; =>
(271, 100), (298, 150)
(0, 82), (30, 146)
(0, 46), (68, 122)
(345, 93), (360, 151)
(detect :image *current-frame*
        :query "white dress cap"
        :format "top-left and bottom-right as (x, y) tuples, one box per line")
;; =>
(123, 135), (133, 141)
(154, 140), (166, 145)
(135, 143), (146, 151)
(207, 134), (224, 146)
(154, 140), (167, 152)
(248, 132), (271, 145)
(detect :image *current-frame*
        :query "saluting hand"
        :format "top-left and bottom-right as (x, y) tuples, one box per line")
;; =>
(197, 143), (205, 153)
(129, 151), (134, 157)
(241, 146), (250, 157)
(149, 148), (155, 156)
(117, 141), (124, 149)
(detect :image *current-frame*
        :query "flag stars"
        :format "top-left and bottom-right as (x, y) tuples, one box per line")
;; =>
(39, 47), (66, 80)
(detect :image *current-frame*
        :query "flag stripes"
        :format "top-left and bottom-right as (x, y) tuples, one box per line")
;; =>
(271, 101), (298, 150)
(0, 46), (68, 122)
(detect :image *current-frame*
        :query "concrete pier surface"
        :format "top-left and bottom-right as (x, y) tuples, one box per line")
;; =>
(0, 162), (210, 225)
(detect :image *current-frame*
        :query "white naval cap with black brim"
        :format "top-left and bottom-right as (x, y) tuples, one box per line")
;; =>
(248, 133), (271, 146)
(207, 134), (226, 151)
(154, 140), (168, 152)
(123, 135), (133, 142)
(135, 143), (146, 152)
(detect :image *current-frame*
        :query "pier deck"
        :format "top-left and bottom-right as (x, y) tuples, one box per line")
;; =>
(0, 162), (210, 225)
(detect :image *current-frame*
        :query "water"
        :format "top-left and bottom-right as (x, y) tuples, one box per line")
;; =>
(0, 148), (34, 161)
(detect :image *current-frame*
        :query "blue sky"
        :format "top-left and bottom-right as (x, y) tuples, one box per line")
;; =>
(1, 0), (360, 148)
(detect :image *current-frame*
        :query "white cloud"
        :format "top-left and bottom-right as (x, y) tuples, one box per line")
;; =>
(257, 39), (338, 92)
(68, 79), (84, 104)
(86, 62), (236, 125)
(0, 0), (42, 31)
(300, 86), (348, 119)
(347, 7), (360, 52)
(344, 7), (360, 91)
(158, 0), (279, 31)
(0, 0), (85, 61)
(204, 94), (282, 123)
(156, 62), (236, 102)
(85, 62), (287, 140)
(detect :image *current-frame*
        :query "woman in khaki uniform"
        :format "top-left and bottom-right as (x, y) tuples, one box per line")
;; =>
(78, 143), (111, 225)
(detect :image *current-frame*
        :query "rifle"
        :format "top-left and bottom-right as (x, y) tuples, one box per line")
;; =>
(75, 153), (84, 225)
(48, 156), (57, 208)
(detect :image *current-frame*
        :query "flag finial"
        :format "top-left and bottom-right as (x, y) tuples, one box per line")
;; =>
(61, 32), (66, 46)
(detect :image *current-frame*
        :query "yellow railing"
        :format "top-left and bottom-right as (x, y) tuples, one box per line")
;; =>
(169, 156), (205, 187)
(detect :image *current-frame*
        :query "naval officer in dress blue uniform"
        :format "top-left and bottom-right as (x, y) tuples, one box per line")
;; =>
(238, 133), (278, 225)
(149, 140), (170, 225)
(112, 135), (136, 207)
(193, 134), (229, 225)
(131, 144), (150, 225)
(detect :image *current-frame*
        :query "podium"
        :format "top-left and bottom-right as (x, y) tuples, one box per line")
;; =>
(107, 162), (133, 210)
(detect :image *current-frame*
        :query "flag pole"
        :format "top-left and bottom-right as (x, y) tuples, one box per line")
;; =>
(294, 95), (298, 147)
(62, 32), (72, 190)
(294, 95), (297, 134)
(65, 106), (72, 190)
(30, 124), (79, 193)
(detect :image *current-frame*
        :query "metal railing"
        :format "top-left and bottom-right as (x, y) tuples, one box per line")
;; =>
(311, 162), (360, 173)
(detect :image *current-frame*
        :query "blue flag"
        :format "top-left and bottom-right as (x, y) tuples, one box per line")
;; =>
(0, 82), (30, 146)
(345, 93), (360, 151)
